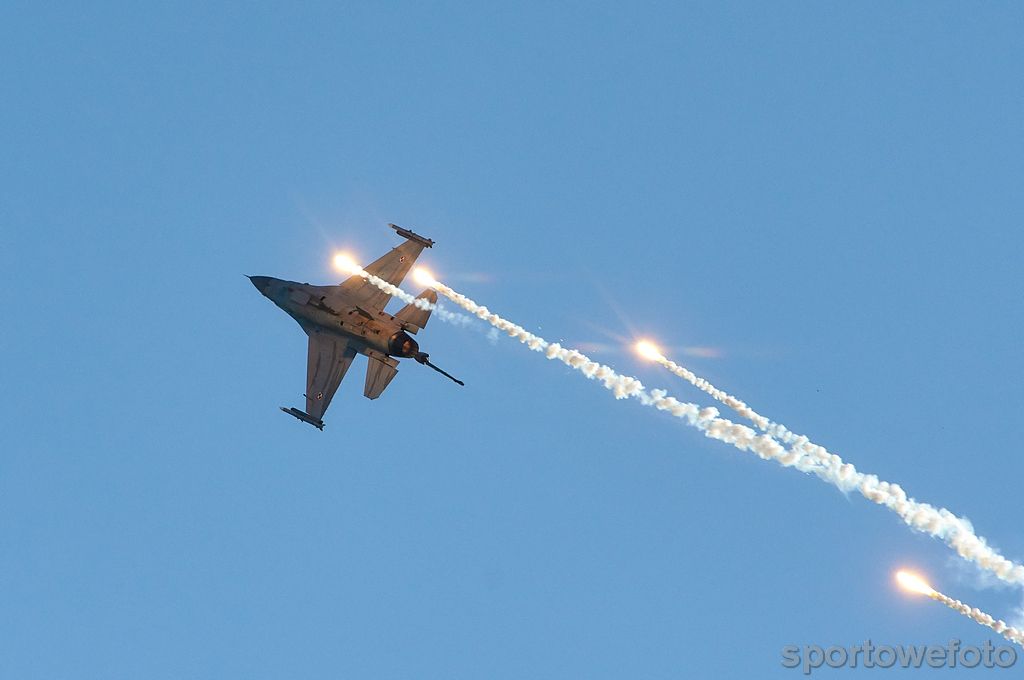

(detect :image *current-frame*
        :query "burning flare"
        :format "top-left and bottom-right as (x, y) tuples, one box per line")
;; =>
(635, 340), (663, 362)
(328, 256), (471, 326)
(332, 252), (360, 275)
(412, 266), (437, 288)
(896, 570), (935, 596)
(894, 570), (1024, 648)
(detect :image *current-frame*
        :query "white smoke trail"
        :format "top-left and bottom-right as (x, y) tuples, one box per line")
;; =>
(345, 265), (474, 327)
(645, 350), (1024, 587)
(649, 352), (772, 431)
(351, 268), (1024, 588)
(899, 571), (1024, 647)
(931, 590), (1024, 647)
(409, 276), (1024, 588)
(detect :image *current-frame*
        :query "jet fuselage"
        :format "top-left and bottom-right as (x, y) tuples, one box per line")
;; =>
(249, 223), (463, 430)
(249, 276), (420, 360)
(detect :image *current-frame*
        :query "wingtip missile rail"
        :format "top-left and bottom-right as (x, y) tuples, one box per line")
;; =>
(388, 223), (435, 248)
(280, 406), (325, 430)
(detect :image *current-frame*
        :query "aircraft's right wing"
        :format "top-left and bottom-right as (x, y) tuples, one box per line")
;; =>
(305, 330), (357, 421)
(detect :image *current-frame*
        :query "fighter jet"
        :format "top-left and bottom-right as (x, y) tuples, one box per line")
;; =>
(249, 223), (463, 430)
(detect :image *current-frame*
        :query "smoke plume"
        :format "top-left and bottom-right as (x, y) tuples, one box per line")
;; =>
(412, 274), (1024, 588)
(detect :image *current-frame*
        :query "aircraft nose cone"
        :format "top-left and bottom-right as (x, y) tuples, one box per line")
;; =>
(248, 275), (272, 295)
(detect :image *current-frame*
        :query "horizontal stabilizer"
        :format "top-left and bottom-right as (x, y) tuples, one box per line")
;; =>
(364, 355), (399, 400)
(394, 290), (438, 334)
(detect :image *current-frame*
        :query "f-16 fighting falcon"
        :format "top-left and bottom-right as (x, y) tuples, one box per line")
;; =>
(249, 223), (464, 430)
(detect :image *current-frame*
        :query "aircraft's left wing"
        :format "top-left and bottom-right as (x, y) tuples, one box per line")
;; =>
(305, 330), (357, 422)
(335, 225), (432, 310)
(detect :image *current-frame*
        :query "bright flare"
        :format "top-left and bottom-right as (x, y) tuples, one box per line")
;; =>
(896, 570), (935, 596)
(413, 266), (437, 287)
(333, 261), (473, 327)
(635, 340), (663, 361)
(333, 252), (360, 275)
(895, 570), (1024, 648)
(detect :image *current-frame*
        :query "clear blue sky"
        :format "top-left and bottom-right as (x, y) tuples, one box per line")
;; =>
(3, 3), (1022, 678)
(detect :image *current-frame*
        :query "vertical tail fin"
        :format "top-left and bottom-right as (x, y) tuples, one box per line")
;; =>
(394, 289), (438, 334)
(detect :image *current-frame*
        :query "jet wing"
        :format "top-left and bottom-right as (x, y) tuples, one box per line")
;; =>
(305, 331), (357, 421)
(335, 227), (431, 310)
